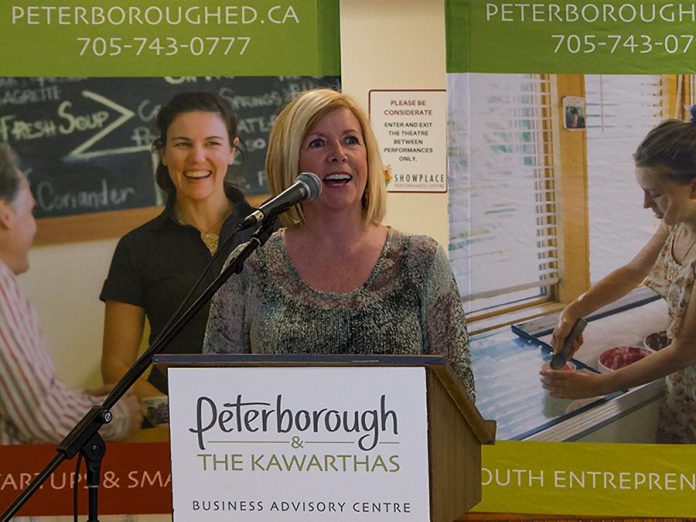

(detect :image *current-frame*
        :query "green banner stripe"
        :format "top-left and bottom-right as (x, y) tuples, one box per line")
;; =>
(447, 0), (696, 73)
(0, 0), (340, 76)
(476, 441), (696, 517)
(316, 0), (341, 76)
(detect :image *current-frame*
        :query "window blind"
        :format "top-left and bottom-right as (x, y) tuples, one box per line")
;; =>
(584, 75), (664, 283)
(448, 73), (559, 313)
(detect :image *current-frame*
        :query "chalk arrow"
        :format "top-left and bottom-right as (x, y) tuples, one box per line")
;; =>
(67, 90), (148, 160)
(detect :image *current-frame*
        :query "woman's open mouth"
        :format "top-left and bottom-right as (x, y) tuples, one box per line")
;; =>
(324, 173), (352, 186)
(184, 170), (213, 180)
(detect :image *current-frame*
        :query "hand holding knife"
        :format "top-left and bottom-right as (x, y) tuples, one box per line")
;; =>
(550, 318), (587, 370)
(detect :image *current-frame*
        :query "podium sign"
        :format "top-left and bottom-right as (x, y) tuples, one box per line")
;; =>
(168, 366), (430, 521)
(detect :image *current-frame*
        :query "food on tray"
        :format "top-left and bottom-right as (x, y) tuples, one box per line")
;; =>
(643, 330), (670, 351)
(598, 346), (653, 372)
(542, 361), (575, 372)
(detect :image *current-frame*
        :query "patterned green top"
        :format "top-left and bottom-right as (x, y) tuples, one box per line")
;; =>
(203, 228), (475, 398)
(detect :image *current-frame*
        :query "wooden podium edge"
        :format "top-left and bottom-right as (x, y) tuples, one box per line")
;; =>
(427, 366), (495, 522)
(429, 364), (497, 445)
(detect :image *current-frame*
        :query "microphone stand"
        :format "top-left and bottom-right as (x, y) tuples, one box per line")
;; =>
(0, 221), (276, 522)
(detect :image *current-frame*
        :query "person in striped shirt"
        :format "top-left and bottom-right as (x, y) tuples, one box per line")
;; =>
(0, 143), (142, 444)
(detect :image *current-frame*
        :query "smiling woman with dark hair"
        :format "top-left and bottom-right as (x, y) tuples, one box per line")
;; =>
(100, 92), (255, 399)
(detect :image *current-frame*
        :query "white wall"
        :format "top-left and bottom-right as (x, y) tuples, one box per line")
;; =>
(22, 0), (450, 389)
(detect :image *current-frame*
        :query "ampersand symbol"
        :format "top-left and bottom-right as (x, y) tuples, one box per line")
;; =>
(291, 436), (304, 449)
(102, 472), (120, 489)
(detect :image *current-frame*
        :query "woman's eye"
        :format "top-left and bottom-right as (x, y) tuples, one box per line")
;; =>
(345, 135), (360, 145)
(307, 138), (325, 148)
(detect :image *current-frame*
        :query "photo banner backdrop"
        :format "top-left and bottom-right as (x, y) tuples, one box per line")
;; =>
(446, 0), (696, 518)
(0, 76), (340, 219)
(2, 0), (696, 519)
(0, 0), (340, 519)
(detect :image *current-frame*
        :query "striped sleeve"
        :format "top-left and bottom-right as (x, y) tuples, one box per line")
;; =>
(0, 264), (131, 444)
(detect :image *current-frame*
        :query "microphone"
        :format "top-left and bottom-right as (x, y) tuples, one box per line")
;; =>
(237, 172), (322, 231)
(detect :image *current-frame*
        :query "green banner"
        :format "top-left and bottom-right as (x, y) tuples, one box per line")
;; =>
(0, 0), (340, 76)
(447, 0), (696, 73)
(476, 441), (696, 517)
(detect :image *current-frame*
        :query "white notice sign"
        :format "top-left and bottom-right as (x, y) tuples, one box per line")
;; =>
(168, 367), (430, 521)
(370, 89), (447, 192)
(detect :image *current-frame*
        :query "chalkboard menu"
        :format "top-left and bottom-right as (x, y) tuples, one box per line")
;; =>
(0, 76), (339, 219)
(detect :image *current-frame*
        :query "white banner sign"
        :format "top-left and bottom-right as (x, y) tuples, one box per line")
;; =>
(168, 367), (430, 521)
(370, 89), (447, 192)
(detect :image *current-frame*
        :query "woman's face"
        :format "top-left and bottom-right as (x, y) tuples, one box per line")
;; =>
(298, 107), (368, 217)
(635, 165), (696, 225)
(160, 111), (236, 204)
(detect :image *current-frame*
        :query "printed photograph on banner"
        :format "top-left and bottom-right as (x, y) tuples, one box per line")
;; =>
(447, 71), (696, 445)
(562, 96), (586, 130)
(0, 76), (339, 220)
(0, 75), (339, 520)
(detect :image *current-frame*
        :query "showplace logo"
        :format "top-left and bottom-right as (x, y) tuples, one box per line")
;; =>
(189, 394), (399, 451)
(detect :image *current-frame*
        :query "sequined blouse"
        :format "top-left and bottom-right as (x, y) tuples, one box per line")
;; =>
(203, 228), (475, 398)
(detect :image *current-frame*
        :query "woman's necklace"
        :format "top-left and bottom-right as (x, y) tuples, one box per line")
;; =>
(200, 231), (219, 255)
(176, 207), (230, 255)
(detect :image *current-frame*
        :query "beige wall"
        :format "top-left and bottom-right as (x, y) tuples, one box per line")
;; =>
(340, 0), (448, 244)
(22, 0), (450, 389)
(24, 239), (118, 388)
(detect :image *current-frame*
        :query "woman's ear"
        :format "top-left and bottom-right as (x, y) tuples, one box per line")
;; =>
(229, 137), (240, 165)
(159, 151), (168, 168)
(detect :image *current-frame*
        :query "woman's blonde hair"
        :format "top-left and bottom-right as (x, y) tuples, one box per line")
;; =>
(265, 88), (387, 227)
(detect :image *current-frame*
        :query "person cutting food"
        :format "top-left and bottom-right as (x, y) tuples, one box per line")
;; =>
(541, 113), (696, 443)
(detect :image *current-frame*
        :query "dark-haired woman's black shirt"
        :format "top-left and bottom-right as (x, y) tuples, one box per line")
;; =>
(100, 192), (255, 393)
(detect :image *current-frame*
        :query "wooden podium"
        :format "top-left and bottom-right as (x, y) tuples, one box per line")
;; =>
(155, 353), (495, 522)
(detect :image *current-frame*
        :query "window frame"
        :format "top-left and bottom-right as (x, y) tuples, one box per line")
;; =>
(465, 74), (684, 334)
(450, 73), (571, 333)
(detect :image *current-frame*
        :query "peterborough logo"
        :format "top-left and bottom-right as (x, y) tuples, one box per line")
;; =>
(189, 393), (399, 451)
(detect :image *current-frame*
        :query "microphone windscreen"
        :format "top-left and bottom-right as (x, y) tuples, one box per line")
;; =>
(297, 172), (322, 201)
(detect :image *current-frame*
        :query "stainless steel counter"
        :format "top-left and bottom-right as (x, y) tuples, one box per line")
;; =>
(471, 296), (668, 442)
